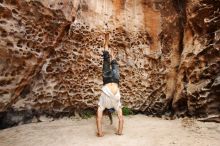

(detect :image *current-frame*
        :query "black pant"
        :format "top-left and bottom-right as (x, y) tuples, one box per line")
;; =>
(102, 59), (119, 85)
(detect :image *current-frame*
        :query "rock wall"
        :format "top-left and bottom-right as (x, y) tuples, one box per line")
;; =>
(173, 0), (220, 117)
(0, 0), (219, 127)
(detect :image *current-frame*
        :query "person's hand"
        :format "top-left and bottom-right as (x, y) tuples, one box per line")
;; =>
(115, 132), (123, 136)
(96, 132), (104, 137)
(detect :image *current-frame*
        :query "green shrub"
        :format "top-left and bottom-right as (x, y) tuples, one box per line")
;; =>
(80, 109), (95, 119)
(122, 107), (134, 116)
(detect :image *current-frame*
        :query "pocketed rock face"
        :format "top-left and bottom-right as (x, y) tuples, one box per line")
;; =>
(0, 0), (71, 125)
(172, 0), (220, 117)
(0, 0), (219, 128)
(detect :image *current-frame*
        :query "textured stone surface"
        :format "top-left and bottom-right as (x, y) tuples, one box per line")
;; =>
(172, 0), (220, 117)
(0, 0), (220, 127)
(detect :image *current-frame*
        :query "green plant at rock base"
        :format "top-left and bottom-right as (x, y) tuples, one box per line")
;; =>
(122, 107), (134, 116)
(80, 110), (95, 119)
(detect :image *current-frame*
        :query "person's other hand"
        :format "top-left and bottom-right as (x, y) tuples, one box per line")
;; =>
(115, 132), (123, 136)
(96, 132), (104, 137)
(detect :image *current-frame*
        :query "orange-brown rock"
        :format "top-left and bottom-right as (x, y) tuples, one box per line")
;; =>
(0, 0), (219, 128)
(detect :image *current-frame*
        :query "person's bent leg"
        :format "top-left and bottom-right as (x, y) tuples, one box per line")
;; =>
(102, 51), (111, 74)
(96, 106), (104, 137)
(116, 108), (124, 135)
(111, 59), (120, 84)
(102, 51), (112, 84)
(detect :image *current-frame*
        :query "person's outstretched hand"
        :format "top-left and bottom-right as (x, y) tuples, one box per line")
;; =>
(115, 132), (123, 136)
(96, 132), (104, 137)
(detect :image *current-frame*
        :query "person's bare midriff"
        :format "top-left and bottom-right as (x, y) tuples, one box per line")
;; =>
(105, 83), (118, 95)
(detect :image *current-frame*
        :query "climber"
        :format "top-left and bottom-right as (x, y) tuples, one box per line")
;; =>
(96, 49), (124, 137)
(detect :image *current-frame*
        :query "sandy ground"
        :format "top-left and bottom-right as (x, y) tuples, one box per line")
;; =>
(0, 114), (220, 146)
